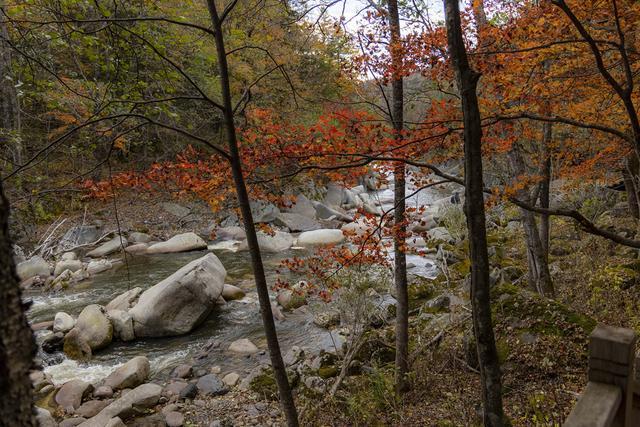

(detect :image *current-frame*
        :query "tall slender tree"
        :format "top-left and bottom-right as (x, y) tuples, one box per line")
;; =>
(385, 0), (409, 395)
(204, 1), (298, 425)
(0, 0), (21, 165)
(443, 0), (505, 424)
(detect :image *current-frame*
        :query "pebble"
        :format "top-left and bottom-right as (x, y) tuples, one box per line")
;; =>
(222, 372), (240, 387)
(165, 411), (184, 427)
(178, 383), (197, 400)
(171, 364), (192, 379)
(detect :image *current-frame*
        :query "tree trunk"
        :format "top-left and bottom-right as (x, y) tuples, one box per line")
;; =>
(509, 145), (554, 296)
(625, 154), (640, 219)
(386, 0), (409, 395)
(0, 0), (22, 165)
(0, 178), (35, 426)
(204, 3), (298, 426)
(443, 0), (505, 425)
(521, 208), (554, 295)
(538, 122), (552, 255)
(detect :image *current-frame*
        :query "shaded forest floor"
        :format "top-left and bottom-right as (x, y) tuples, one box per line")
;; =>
(298, 212), (640, 426)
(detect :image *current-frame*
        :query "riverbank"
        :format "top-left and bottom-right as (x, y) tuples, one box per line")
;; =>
(20, 175), (640, 426)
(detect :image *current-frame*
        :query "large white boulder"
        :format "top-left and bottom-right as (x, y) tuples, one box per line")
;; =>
(237, 231), (294, 253)
(16, 256), (50, 281)
(296, 229), (344, 247)
(129, 254), (226, 337)
(53, 312), (75, 333)
(72, 304), (113, 351)
(146, 232), (207, 254)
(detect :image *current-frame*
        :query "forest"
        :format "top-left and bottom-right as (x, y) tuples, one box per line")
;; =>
(1, 0), (640, 426)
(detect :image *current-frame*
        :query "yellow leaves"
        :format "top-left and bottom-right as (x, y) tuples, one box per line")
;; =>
(114, 136), (128, 153)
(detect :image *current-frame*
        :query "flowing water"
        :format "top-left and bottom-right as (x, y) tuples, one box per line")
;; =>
(26, 249), (345, 385)
(24, 178), (446, 386)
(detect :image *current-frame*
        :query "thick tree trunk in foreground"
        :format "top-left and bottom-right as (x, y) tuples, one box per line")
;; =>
(386, 0), (409, 395)
(444, 0), (505, 425)
(205, 3), (298, 426)
(0, 178), (35, 426)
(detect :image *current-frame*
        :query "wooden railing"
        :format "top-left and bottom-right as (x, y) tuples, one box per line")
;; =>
(565, 325), (638, 427)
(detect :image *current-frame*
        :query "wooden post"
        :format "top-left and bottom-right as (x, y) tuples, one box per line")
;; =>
(588, 325), (636, 427)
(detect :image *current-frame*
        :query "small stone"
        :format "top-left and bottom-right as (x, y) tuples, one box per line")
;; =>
(53, 312), (75, 333)
(222, 284), (245, 301)
(222, 372), (240, 387)
(228, 338), (259, 355)
(178, 383), (197, 399)
(162, 404), (179, 414)
(193, 368), (208, 378)
(210, 366), (221, 374)
(163, 381), (188, 398)
(165, 411), (184, 427)
(196, 374), (228, 396)
(171, 364), (192, 379)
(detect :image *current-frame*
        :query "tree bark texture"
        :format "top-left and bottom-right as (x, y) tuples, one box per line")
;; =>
(386, 0), (409, 395)
(444, 0), (506, 424)
(0, 177), (35, 426)
(204, 3), (299, 425)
